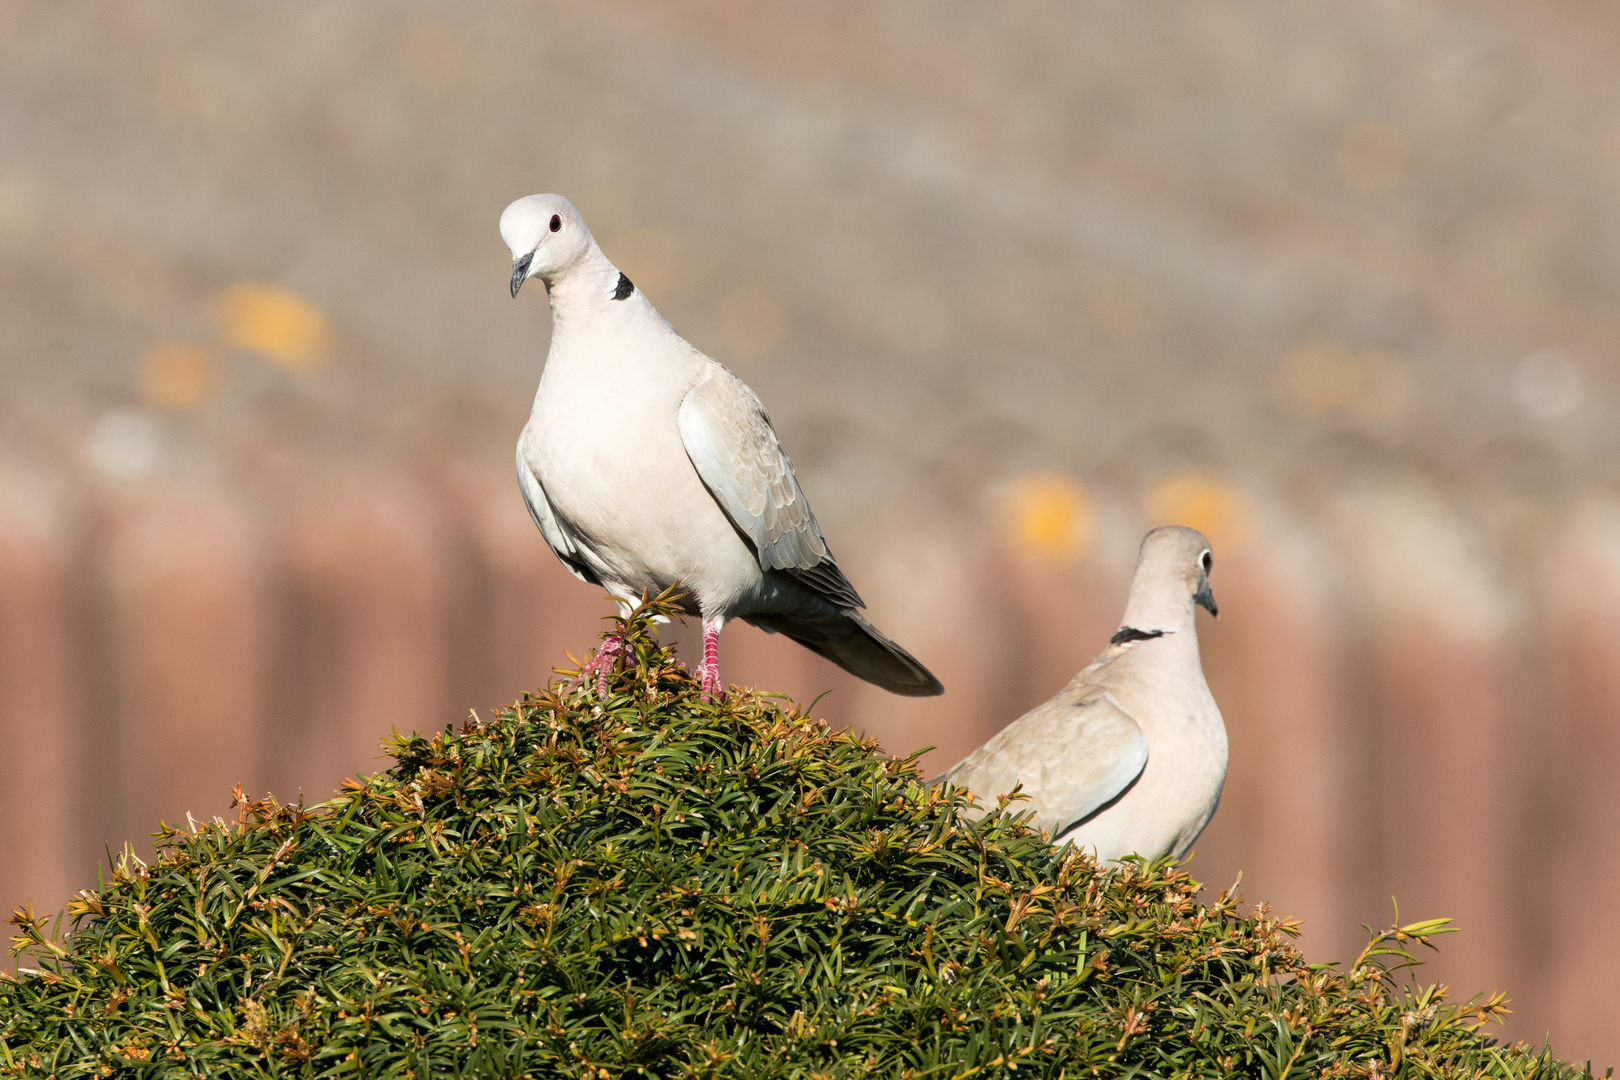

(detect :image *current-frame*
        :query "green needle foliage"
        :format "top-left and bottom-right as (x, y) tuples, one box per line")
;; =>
(0, 591), (1592, 1079)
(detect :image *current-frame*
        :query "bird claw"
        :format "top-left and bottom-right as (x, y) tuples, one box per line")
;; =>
(698, 663), (724, 704)
(579, 635), (624, 698)
(697, 615), (724, 703)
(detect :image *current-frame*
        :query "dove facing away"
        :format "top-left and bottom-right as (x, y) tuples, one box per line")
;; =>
(937, 526), (1225, 862)
(501, 194), (943, 701)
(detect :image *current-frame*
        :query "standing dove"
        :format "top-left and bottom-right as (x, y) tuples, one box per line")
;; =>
(937, 526), (1225, 861)
(501, 194), (943, 701)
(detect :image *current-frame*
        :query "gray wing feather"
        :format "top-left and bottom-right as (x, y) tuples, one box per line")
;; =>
(678, 366), (862, 607)
(937, 694), (1147, 837)
(515, 437), (598, 586)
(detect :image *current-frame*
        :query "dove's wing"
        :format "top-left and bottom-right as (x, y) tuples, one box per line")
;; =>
(516, 435), (599, 586)
(938, 694), (1148, 837)
(677, 364), (862, 608)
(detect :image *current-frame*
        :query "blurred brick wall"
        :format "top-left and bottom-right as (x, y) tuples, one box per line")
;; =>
(4, 0), (1620, 1064)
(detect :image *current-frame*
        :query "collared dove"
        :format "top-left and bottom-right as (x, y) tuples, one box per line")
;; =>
(937, 526), (1225, 861)
(501, 194), (943, 701)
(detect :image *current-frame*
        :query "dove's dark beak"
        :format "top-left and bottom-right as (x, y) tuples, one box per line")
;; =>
(510, 252), (533, 298)
(1195, 578), (1218, 618)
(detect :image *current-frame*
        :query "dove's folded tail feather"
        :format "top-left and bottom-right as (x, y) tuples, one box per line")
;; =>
(745, 609), (944, 697)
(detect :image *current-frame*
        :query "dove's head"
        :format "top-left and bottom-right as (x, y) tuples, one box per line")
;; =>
(1124, 526), (1217, 629)
(501, 194), (595, 297)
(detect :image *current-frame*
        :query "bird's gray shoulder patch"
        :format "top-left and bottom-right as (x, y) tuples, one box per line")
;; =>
(612, 272), (634, 301)
(1109, 626), (1166, 646)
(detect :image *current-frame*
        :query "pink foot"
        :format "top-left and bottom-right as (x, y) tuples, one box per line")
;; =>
(698, 616), (724, 703)
(580, 634), (623, 697)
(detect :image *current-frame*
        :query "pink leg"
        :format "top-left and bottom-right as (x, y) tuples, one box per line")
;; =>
(699, 616), (724, 702)
(579, 633), (623, 697)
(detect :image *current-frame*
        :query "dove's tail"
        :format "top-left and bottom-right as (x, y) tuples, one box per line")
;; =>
(746, 609), (945, 697)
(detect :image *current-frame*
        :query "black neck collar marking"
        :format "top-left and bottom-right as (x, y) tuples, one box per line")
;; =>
(1110, 626), (1166, 646)
(612, 272), (634, 301)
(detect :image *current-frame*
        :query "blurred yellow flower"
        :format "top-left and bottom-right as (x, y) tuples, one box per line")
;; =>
(215, 283), (331, 369)
(138, 342), (218, 412)
(1335, 121), (1412, 194)
(1145, 470), (1249, 552)
(1277, 337), (1359, 414)
(1000, 471), (1093, 564)
(1277, 337), (1412, 421)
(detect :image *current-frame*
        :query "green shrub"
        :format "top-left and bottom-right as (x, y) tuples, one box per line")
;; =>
(1, 594), (1590, 1078)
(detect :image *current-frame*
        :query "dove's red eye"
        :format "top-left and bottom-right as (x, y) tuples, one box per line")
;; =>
(549, 214), (561, 232)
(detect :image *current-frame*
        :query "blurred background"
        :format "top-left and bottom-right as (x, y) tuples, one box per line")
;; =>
(3, 0), (1619, 1062)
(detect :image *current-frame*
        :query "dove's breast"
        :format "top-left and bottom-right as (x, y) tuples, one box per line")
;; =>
(1065, 646), (1227, 861)
(521, 320), (766, 613)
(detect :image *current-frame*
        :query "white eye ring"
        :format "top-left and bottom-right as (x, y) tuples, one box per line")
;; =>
(1200, 550), (1212, 573)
